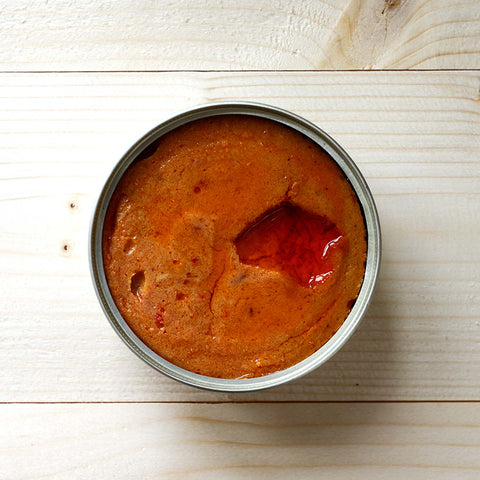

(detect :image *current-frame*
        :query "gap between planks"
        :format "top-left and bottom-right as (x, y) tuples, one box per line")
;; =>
(2, 400), (480, 405)
(0, 69), (479, 74)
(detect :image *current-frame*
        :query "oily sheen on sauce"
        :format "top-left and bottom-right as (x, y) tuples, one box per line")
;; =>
(235, 203), (343, 289)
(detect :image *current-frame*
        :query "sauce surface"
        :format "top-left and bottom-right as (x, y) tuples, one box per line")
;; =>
(103, 115), (367, 378)
(235, 203), (343, 289)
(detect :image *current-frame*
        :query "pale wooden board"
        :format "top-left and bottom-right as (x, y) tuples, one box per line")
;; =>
(1, 71), (480, 402)
(1, 402), (479, 479)
(1, 0), (480, 71)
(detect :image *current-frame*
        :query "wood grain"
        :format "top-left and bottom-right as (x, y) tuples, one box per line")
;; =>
(1, 71), (479, 402)
(1, 0), (479, 71)
(2, 3), (479, 476)
(1, 402), (479, 479)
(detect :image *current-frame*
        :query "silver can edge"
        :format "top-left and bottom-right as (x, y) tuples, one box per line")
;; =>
(89, 101), (381, 392)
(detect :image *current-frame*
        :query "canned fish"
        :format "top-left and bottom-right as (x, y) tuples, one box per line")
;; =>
(89, 102), (381, 392)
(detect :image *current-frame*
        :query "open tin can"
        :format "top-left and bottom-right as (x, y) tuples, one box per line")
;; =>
(89, 101), (381, 392)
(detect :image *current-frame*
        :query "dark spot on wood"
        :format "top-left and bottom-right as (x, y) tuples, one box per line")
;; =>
(176, 292), (186, 301)
(381, 0), (401, 14)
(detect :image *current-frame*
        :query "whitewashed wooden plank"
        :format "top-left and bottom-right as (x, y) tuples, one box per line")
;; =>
(0, 72), (479, 402)
(1, 402), (479, 479)
(0, 0), (479, 71)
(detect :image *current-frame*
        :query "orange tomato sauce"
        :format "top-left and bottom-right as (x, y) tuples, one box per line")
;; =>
(103, 115), (366, 378)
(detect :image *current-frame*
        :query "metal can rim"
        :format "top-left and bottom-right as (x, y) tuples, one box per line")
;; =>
(89, 101), (381, 392)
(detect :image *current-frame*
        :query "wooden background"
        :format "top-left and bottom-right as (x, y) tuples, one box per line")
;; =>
(1, 1), (479, 478)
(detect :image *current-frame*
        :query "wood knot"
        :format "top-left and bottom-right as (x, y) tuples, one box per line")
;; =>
(61, 241), (73, 256)
(382, 0), (401, 14)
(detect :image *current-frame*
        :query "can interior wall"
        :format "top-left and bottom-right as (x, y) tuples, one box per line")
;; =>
(89, 102), (381, 392)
